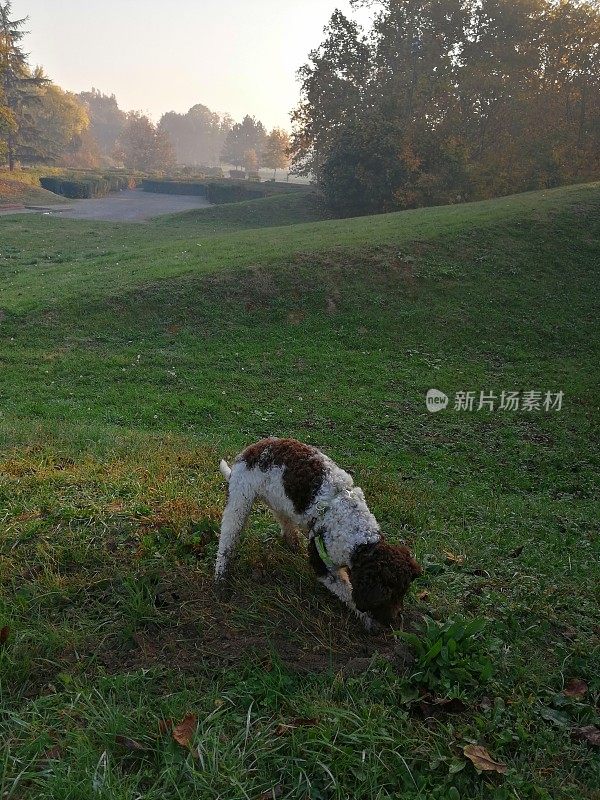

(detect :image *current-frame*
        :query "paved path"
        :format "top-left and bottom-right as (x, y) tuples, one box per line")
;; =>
(0, 189), (211, 221)
(58, 189), (211, 221)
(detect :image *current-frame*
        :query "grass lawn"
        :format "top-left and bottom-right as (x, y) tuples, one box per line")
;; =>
(0, 184), (598, 799)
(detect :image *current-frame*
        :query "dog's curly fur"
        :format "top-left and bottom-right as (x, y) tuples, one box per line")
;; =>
(215, 437), (421, 630)
(350, 542), (422, 626)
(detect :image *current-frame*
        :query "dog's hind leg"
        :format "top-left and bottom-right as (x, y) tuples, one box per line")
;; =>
(215, 481), (256, 582)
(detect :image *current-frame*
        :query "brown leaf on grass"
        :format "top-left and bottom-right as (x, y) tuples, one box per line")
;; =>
(0, 626), (9, 646)
(417, 590), (430, 601)
(563, 678), (588, 699)
(443, 550), (465, 566)
(572, 726), (600, 748)
(275, 718), (318, 736)
(115, 735), (146, 752)
(463, 744), (508, 774)
(172, 714), (197, 748)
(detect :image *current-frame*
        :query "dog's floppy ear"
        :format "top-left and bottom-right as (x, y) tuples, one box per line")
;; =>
(350, 541), (420, 620)
(351, 565), (392, 612)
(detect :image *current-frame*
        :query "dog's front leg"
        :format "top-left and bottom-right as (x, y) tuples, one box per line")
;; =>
(318, 571), (378, 632)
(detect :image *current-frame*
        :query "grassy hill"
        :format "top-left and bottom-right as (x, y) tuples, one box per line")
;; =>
(0, 184), (598, 799)
(0, 175), (66, 208)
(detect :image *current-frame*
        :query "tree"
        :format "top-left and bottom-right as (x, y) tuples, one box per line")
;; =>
(292, 0), (600, 214)
(60, 126), (101, 169)
(263, 127), (290, 179)
(17, 81), (89, 164)
(290, 10), (372, 181)
(115, 111), (176, 172)
(243, 148), (258, 172)
(158, 103), (229, 166)
(221, 115), (267, 169)
(77, 89), (127, 161)
(0, 1), (48, 169)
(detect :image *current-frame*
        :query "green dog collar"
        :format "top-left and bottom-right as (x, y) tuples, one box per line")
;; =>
(314, 533), (335, 570)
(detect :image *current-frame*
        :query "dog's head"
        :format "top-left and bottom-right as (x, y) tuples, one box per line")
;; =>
(349, 541), (422, 627)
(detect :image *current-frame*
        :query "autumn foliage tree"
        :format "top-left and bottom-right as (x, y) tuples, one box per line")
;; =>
(263, 128), (290, 179)
(115, 112), (176, 172)
(77, 89), (127, 162)
(292, 0), (600, 215)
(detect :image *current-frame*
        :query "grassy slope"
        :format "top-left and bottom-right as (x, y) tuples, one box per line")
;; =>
(0, 184), (598, 799)
(0, 176), (66, 208)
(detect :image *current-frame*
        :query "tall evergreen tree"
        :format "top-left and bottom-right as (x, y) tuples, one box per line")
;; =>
(0, 1), (47, 169)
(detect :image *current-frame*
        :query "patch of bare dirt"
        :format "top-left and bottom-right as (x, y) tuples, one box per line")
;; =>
(94, 570), (421, 677)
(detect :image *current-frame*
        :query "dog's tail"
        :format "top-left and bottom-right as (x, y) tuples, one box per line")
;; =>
(219, 459), (232, 482)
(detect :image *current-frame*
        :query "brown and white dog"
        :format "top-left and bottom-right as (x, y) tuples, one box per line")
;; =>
(216, 438), (422, 630)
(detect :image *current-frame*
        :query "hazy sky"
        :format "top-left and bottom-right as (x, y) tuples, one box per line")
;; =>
(13, 1), (373, 130)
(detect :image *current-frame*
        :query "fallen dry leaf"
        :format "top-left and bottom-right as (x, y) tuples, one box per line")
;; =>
(0, 626), (9, 646)
(563, 678), (588, 699)
(275, 718), (318, 736)
(172, 714), (197, 749)
(417, 590), (430, 601)
(463, 744), (508, 774)
(572, 725), (600, 749)
(443, 550), (465, 566)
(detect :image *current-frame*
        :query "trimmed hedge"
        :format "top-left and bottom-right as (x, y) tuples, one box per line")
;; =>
(141, 178), (306, 205)
(141, 179), (208, 197)
(40, 171), (138, 199)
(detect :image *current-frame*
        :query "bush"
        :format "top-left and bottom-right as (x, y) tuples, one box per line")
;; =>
(141, 177), (308, 204)
(141, 179), (208, 197)
(39, 170), (139, 199)
(40, 175), (110, 199)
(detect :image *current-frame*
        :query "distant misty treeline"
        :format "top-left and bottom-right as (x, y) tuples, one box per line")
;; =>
(77, 89), (290, 174)
(0, 0), (289, 177)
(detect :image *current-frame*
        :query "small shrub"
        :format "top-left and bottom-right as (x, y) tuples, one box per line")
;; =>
(398, 616), (493, 691)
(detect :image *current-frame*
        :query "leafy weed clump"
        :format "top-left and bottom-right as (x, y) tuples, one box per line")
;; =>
(399, 617), (493, 693)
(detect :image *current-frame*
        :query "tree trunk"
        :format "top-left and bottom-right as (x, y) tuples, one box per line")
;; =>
(8, 132), (15, 171)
